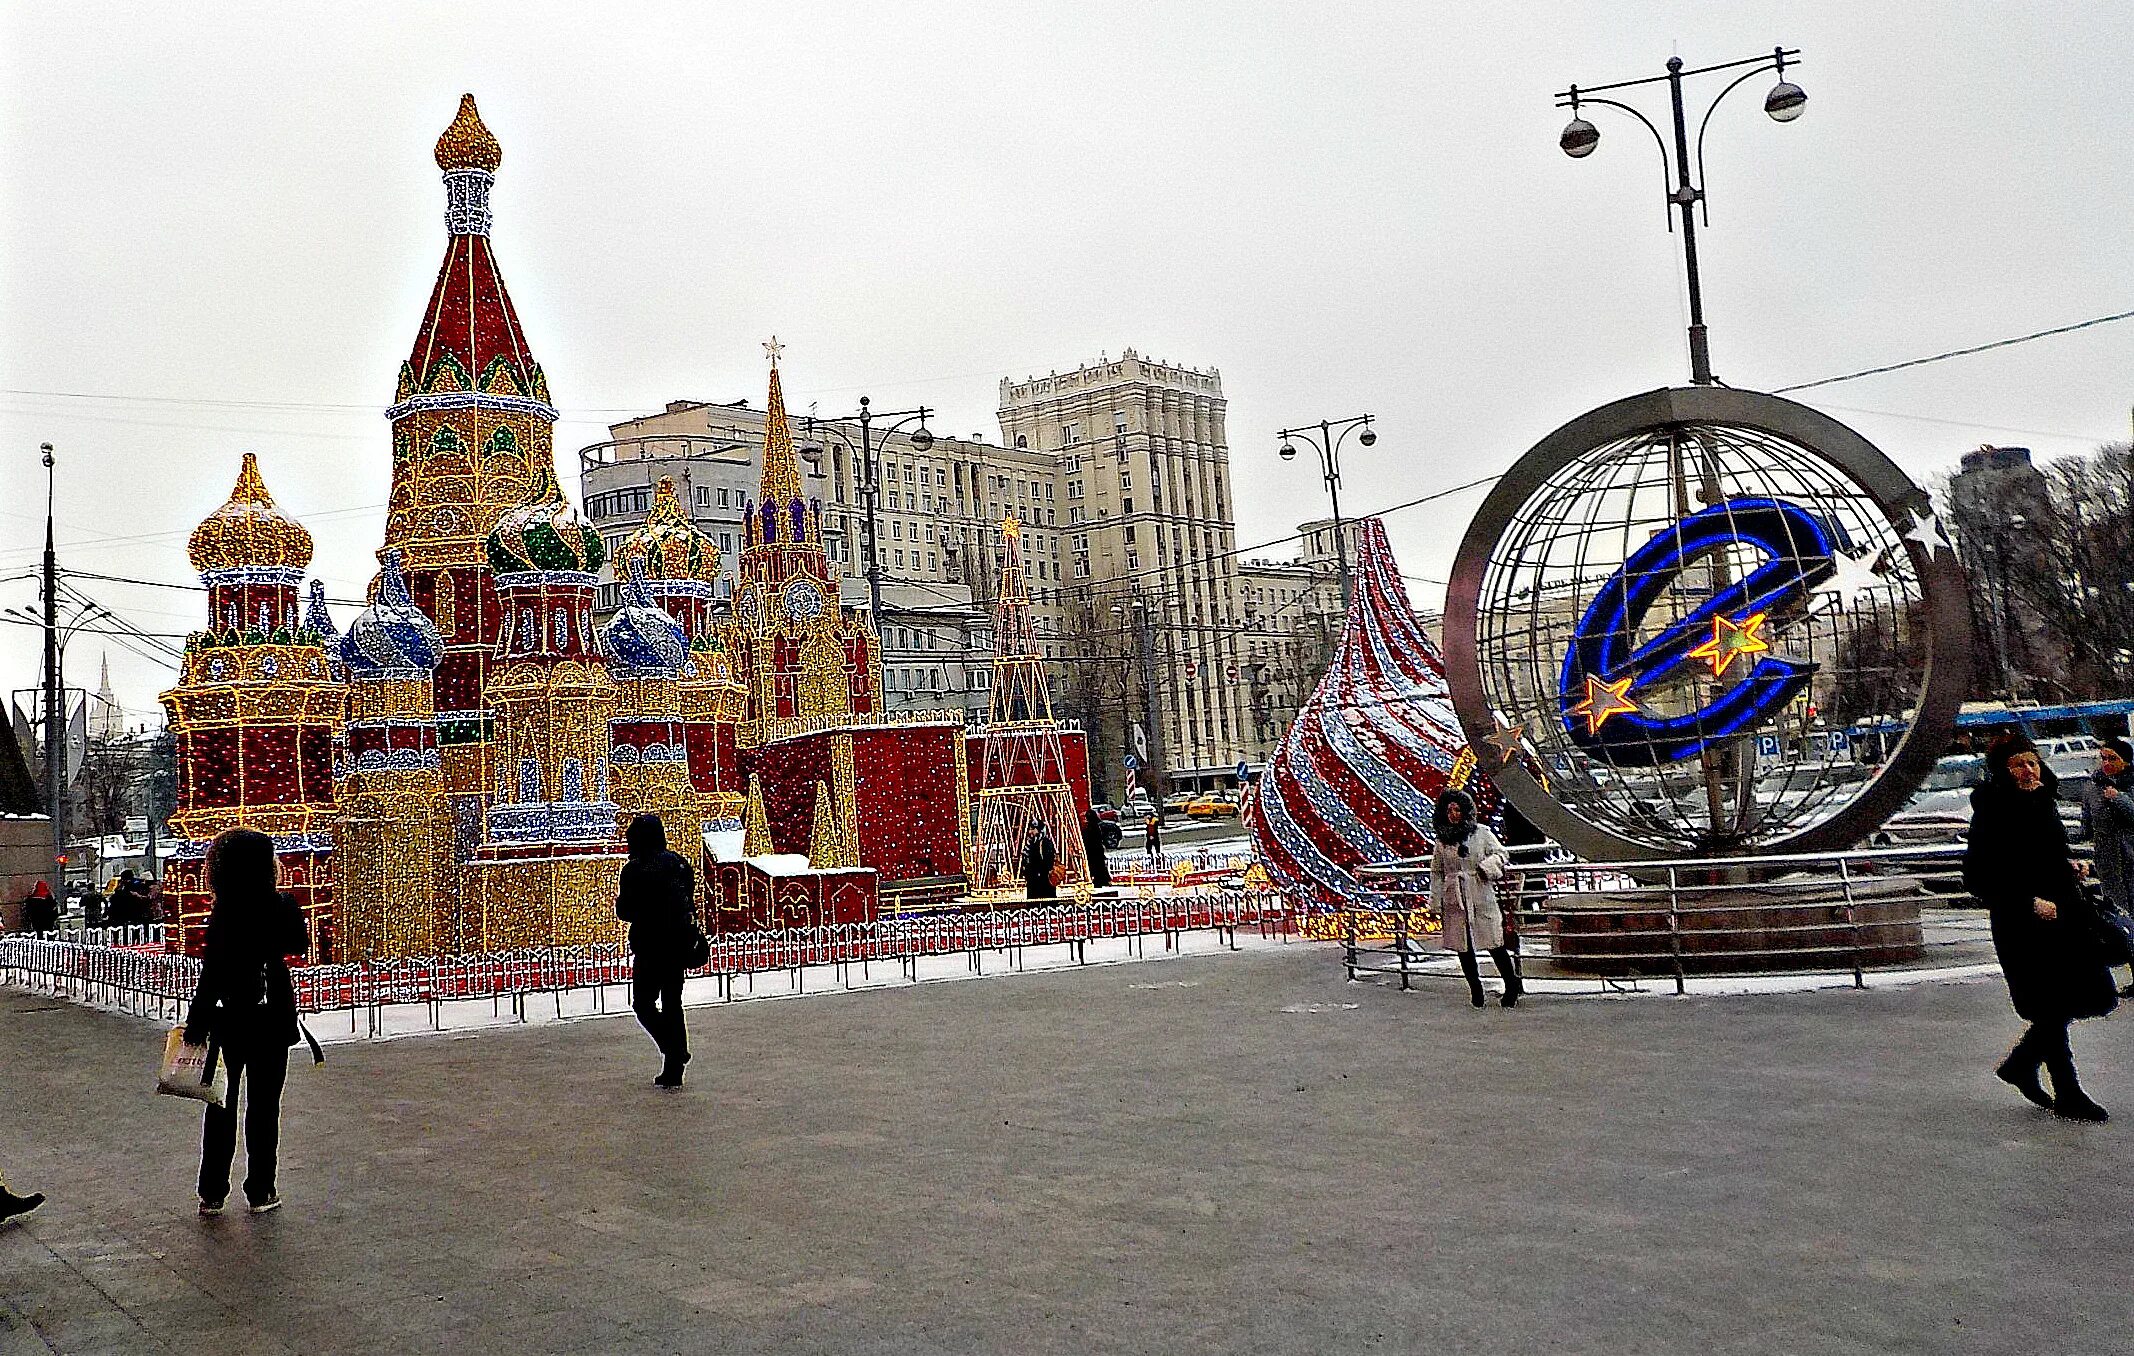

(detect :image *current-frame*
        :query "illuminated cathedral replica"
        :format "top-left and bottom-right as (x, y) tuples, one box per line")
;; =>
(159, 95), (1081, 960)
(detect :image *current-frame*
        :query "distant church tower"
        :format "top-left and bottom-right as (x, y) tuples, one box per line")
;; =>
(727, 343), (882, 743)
(90, 655), (124, 741)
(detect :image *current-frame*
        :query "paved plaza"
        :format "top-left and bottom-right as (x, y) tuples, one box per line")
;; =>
(4, 945), (2131, 1355)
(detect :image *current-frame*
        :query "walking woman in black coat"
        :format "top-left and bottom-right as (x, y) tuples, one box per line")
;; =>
(1965, 735), (2118, 1121)
(1081, 808), (1113, 889)
(183, 827), (310, 1215)
(1020, 825), (1059, 900)
(616, 814), (696, 1088)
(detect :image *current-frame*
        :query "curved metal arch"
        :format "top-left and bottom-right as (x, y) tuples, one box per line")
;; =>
(1693, 58), (1787, 227)
(1560, 95), (1677, 229)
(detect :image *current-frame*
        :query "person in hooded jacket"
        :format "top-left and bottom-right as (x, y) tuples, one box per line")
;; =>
(2078, 736), (2134, 995)
(1431, 789), (1524, 1009)
(183, 827), (310, 1215)
(1966, 734), (2117, 1121)
(1081, 808), (1113, 890)
(615, 813), (697, 1088)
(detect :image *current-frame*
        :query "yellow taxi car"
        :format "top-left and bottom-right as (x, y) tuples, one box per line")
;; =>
(1185, 793), (1239, 819)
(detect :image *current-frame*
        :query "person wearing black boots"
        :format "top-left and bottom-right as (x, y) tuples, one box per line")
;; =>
(616, 814), (696, 1089)
(1965, 735), (2117, 1121)
(1431, 789), (1523, 1008)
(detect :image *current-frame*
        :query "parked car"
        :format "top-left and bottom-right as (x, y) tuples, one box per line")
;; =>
(1162, 791), (1198, 817)
(1088, 801), (1120, 823)
(1124, 795), (1159, 821)
(1186, 793), (1240, 819)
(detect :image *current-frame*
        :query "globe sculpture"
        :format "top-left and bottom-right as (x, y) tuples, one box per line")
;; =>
(1444, 386), (1972, 860)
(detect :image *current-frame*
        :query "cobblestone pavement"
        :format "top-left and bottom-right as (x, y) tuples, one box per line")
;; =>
(4, 947), (2130, 1355)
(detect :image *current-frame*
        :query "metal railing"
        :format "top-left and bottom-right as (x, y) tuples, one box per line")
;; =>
(2, 891), (1299, 1037)
(1352, 842), (2003, 995)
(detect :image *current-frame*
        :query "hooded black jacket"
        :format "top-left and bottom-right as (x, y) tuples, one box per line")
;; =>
(183, 891), (308, 1049)
(1964, 768), (2117, 1023)
(616, 817), (697, 961)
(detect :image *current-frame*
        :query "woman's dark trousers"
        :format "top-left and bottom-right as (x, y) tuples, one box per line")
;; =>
(633, 963), (689, 1071)
(198, 1038), (289, 1206)
(2012, 1020), (2083, 1097)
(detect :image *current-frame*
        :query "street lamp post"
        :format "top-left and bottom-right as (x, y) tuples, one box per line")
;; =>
(1277, 416), (1376, 611)
(1557, 46), (1806, 385)
(38, 444), (62, 892)
(801, 397), (934, 626)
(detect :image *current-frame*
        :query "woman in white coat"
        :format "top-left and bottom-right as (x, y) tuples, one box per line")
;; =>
(1431, 789), (1524, 1008)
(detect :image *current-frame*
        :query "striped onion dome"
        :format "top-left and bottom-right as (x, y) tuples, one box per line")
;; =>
(1250, 517), (1475, 912)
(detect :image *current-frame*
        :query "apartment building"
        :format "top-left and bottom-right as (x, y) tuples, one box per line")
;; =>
(999, 350), (1248, 798)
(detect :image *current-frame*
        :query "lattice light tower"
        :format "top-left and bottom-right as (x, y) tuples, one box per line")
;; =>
(972, 516), (1089, 893)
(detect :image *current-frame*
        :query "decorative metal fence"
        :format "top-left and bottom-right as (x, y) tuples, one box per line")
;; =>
(1351, 842), (2004, 993)
(1, 890), (1300, 1036)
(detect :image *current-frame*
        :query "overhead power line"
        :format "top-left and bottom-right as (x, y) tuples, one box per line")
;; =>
(1774, 308), (2134, 394)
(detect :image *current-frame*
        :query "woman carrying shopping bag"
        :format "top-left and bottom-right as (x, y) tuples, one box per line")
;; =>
(1431, 789), (1524, 1009)
(1967, 735), (2117, 1120)
(183, 827), (310, 1216)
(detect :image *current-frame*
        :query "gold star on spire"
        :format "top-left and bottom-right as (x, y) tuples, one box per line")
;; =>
(762, 335), (784, 369)
(1568, 674), (1640, 735)
(1687, 611), (1773, 679)
(1001, 515), (1022, 540)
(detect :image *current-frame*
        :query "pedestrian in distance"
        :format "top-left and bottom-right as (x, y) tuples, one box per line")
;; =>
(19, 880), (56, 934)
(1021, 824), (1059, 900)
(615, 813), (696, 1089)
(1966, 734), (2117, 1121)
(1431, 788), (1524, 1009)
(183, 827), (311, 1215)
(0, 1174), (42, 1225)
(2079, 736), (2134, 997)
(1082, 807), (1113, 890)
(1144, 812), (1162, 864)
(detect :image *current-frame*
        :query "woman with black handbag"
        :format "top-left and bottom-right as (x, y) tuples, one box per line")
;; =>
(1966, 735), (2117, 1121)
(183, 828), (311, 1215)
(616, 814), (700, 1089)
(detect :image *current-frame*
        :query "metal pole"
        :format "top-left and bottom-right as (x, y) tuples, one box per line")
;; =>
(1321, 422), (1353, 611)
(1134, 598), (1161, 793)
(859, 399), (884, 626)
(40, 444), (63, 898)
(1666, 57), (1713, 384)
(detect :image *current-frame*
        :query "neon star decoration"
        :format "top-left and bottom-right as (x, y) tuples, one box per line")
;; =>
(1687, 611), (1773, 679)
(1483, 717), (1534, 762)
(1568, 674), (1641, 735)
(762, 335), (784, 368)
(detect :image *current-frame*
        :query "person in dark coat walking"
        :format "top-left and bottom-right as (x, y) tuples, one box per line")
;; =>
(1965, 734), (2117, 1121)
(1020, 825), (1059, 899)
(1081, 809), (1113, 889)
(183, 827), (310, 1214)
(1143, 812), (1162, 864)
(615, 813), (696, 1088)
(2079, 736), (2134, 996)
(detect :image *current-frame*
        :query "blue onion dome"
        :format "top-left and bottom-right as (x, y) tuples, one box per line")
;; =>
(620, 476), (719, 584)
(601, 557), (688, 676)
(486, 457), (606, 575)
(341, 549), (445, 679)
(303, 579), (338, 642)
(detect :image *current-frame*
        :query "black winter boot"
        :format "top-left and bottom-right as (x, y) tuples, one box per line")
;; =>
(1489, 948), (1524, 1008)
(1456, 950), (1485, 1007)
(2043, 1034), (2107, 1122)
(1995, 1030), (2050, 1109)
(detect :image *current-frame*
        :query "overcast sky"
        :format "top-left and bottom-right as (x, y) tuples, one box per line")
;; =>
(4, 1), (2131, 725)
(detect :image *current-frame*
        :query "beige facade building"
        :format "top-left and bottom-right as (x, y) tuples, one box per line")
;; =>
(1234, 556), (1342, 757)
(999, 350), (1248, 797)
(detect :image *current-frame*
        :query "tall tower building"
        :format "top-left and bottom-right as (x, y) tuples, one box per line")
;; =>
(159, 454), (342, 955)
(728, 350), (882, 740)
(998, 351), (1249, 798)
(381, 93), (557, 819)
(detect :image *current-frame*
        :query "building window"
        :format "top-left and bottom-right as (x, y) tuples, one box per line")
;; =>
(1120, 471), (1132, 489)
(1063, 423), (1079, 445)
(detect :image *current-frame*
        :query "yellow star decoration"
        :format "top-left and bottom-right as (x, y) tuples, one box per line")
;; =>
(1687, 611), (1772, 679)
(1569, 674), (1640, 735)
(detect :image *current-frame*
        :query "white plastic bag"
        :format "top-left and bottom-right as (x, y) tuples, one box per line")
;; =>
(156, 1027), (226, 1107)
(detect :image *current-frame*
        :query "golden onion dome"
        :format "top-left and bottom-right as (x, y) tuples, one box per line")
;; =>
(620, 477), (719, 584)
(434, 93), (502, 173)
(187, 453), (315, 573)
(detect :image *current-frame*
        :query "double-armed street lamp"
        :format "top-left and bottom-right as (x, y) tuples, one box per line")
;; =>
(1556, 47), (1807, 385)
(1277, 416), (1376, 611)
(800, 397), (935, 625)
